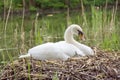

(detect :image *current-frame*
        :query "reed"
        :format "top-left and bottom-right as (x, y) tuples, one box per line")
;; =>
(100, 0), (119, 50)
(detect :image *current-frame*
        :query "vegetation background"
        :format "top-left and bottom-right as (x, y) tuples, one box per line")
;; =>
(0, 0), (120, 69)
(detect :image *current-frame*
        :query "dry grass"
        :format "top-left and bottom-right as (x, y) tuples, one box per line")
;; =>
(0, 49), (120, 80)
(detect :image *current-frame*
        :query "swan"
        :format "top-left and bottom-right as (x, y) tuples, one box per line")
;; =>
(19, 24), (86, 61)
(19, 24), (94, 61)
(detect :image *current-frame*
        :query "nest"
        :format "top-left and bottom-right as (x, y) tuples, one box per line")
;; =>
(0, 50), (120, 80)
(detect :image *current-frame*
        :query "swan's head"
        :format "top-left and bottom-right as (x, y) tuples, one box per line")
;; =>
(69, 24), (85, 40)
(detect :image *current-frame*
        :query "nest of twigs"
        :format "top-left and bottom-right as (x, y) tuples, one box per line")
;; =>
(0, 50), (120, 80)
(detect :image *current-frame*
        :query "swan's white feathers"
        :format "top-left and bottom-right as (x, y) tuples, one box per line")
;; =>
(19, 53), (30, 58)
(19, 41), (85, 61)
(54, 41), (85, 57)
(72, 41), (94, 55)
(69, 24), (83, 35)
(28, 42), (70, 61)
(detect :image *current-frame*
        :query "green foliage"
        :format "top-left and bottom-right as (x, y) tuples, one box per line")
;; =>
(53, 72), (59, 80)
(0, 1), (3, 10)
(29, 6), (37, 11)
(83, 0), (115, 6)
(0, 0), (116, 10)
(69, 0), (80, 8)
(12, 0), (23, 9)
(36, 0), (66, 8)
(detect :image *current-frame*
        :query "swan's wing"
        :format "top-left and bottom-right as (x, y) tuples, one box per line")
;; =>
(27, 42), (70, 61)
(28, 42), (54, 53)
(55, 41), (85, 57)
(74, 42), (94, 55)
(79, 44), (94, 55)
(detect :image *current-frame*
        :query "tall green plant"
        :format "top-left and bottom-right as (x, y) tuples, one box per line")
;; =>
(34, 13), (43, 45)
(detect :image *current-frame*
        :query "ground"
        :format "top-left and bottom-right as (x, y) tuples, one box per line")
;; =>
(0, 49), (120, 80)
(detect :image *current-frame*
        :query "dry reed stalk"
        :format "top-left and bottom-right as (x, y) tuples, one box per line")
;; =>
(20, 0), (26, 54)
(101, 0), (108, 42)
(109, 0), (118, 33)
(28, 20), (35, 48)
(14, 23), (18, 47)
(4, 0), (12, 54)
(29, 30), (34, 47)
(66, 0), (70, 26)
(34, 12), (40, 45)
(80, 0), (88, 27)
(34, 12), (39, 36)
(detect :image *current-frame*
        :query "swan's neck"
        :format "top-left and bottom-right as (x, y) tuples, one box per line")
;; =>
(64, 27), (77, 44)
(64, 26), (94, 55)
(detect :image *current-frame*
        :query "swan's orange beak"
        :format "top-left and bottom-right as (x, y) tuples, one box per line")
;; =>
(80, 34), (85, 41)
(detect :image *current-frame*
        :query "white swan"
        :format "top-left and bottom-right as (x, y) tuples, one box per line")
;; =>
(19, 24), (94, 61)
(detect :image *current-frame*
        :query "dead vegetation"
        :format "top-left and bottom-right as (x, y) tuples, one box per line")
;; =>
(0, 50), (120, 80)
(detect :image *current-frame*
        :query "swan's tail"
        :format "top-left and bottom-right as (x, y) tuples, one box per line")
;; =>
(19, 53), (30, 58)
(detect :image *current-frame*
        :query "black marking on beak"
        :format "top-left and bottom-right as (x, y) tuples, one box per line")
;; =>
(77, 30), (85, 41)
(77, 30), (83, 35)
